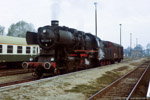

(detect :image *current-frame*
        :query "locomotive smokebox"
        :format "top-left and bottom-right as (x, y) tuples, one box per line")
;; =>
(51, 20), (59, 26)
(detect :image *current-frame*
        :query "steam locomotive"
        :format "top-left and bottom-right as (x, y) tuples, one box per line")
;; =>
(22, 20), (123, 78)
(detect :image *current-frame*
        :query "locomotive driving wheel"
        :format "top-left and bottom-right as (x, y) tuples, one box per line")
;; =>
(54, 67), (60, 75)
(32, 66), (43, 79)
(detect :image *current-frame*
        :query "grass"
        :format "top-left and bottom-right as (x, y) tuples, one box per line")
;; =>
(56, 82), (71, 89)
(130, 58), (148, 66)
(130, 62), (141, 66)
(64, 58), (149, 97)
(112, 66), (129, 72)
(63, 82), (71, 86)
(64, 68), (127, 97)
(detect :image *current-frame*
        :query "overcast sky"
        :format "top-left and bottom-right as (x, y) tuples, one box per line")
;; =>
(0, 0), (150, 49)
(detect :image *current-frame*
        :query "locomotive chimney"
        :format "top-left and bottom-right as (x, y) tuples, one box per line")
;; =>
(51, 20), (59, 26)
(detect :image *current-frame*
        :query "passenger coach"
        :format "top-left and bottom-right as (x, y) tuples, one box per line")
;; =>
(0, 35), (39, 67)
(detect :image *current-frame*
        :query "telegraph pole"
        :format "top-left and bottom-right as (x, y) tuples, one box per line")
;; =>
(94, 2), (97, 37)
(119, 24), (122, 45)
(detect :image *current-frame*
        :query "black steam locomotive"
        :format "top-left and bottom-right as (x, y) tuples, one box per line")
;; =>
(22, 20), (123, 78)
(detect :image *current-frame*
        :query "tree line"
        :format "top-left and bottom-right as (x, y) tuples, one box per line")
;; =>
(0, 21), (35, 37)
(124, 43), (150, 57)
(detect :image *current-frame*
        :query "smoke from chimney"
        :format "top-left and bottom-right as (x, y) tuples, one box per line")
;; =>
(51, 0), (61, 20)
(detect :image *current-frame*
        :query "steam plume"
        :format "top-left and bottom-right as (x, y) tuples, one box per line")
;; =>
(51, 0), (61, 20)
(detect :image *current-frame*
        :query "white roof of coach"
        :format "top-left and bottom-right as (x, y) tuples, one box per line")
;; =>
(0, 35), (27, 45)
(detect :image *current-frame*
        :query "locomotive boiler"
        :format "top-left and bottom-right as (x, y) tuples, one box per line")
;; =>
(22, 20), (123, 78)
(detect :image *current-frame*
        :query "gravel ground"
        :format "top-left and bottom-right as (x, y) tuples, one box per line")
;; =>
(0, 58), (148, 100)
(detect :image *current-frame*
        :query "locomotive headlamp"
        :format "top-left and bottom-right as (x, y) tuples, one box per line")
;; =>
(51, 57), (54, 61)
(43, 29), (46, 33)
(29, 58), (33, 61)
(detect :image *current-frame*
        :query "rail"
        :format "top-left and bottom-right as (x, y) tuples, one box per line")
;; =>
(0, 78), (36, 87)
(87, 62), (150, 100)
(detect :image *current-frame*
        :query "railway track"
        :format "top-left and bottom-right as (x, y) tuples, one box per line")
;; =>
(0, 78), (36, 87)
(0, 68), (33, 77)
(87, 61), (150, 100)
(0, 59), (146, 90)
(0, 58), (133, 78)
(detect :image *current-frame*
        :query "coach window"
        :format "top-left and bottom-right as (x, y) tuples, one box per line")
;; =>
(26, 47), (30, 53)
(7, 45), (13, 53)
(0, 45), (2, 53)
(17, 46), (22, 53)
